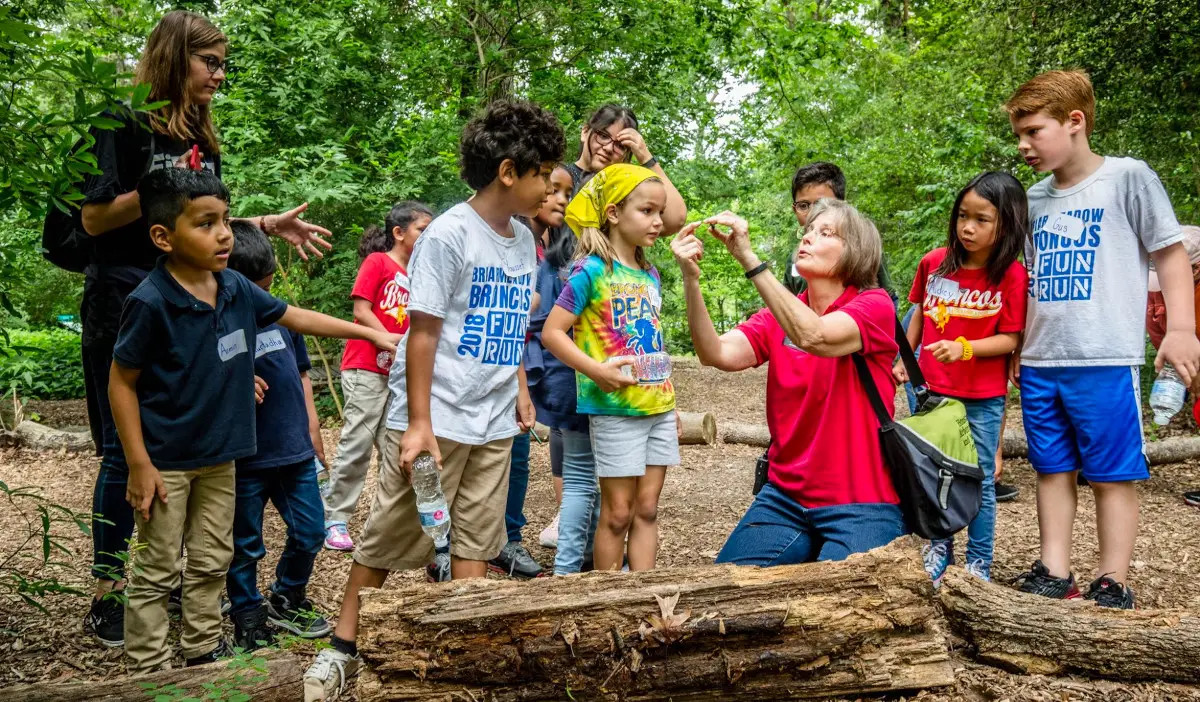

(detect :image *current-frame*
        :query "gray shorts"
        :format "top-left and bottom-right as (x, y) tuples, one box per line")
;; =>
(588, 411), (680, 478)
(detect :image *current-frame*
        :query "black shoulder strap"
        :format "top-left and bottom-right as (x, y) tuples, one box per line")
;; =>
(853, 313), (930, 426)
(851, 352), (893, 427)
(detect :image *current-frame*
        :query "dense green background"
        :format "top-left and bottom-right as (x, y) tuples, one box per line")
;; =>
(2, 0), (1197, 399)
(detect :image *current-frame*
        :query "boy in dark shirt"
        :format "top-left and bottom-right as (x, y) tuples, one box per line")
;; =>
(109, 168), (399, 672)
(224, 220), (330, 651)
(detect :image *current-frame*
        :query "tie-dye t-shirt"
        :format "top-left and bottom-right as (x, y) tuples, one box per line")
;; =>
(555, 255), (675, 416)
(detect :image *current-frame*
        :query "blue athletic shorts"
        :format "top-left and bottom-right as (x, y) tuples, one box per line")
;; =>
(1019, 365), (1149, 482)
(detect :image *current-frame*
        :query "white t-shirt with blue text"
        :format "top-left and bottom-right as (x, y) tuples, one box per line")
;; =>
(1023, 157), (1181, 367)
(385, 202), (535, 444)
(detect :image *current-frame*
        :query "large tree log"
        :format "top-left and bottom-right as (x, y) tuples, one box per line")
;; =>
(8, 650), (304, 701)
(15, 420), (94, 453)
(356, 538), (954, 701)
(721, 421), (770, 448)
(677, 411), (717, 445)
(939, 567), (1200, 683)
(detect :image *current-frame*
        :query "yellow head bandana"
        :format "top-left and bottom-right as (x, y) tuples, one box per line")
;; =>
(565, 163), (658, 236)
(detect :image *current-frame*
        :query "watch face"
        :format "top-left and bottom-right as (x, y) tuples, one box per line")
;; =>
(377, 350), (394, 371)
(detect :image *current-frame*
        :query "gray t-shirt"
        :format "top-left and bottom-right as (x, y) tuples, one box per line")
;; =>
(385, 202), (536, 443)
(1023, 157), (1181, 367)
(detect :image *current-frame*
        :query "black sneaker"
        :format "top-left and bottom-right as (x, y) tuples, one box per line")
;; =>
(232, 604), (277, 651)
(1084, 575), (1136, 609)
(1011, 560), (1082, 599)
(185, 639), (234, 667)
(266, 584), (332, 638)
(425, 549), (452, 582)
(84, 593), (125, 648)
(488, 541), (544, 579)
(1184, 489), (1200, 507)
(994, 483), (1020, 503)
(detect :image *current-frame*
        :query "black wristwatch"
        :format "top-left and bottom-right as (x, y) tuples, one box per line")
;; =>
(744, 261), (770, 279)
(642, 155), (659, 169)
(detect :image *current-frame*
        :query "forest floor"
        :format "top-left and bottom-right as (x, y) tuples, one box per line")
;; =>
(3, 363), (1200, 700)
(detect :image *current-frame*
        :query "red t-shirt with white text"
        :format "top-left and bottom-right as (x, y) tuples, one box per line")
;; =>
(737, 287), (900, 508)
(907, 248), (1027, 399)
(341, 252), (410, 374)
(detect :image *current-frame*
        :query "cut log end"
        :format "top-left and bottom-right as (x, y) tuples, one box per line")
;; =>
(678, 411), (717, 445)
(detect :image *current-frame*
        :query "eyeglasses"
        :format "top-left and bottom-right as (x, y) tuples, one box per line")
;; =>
(590, 130), (628, 154)
(191, 53), (229, 76)
(792, 200), (816, 213)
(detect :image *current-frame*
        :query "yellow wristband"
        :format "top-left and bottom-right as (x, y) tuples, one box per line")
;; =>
(956, 336), (973, 361)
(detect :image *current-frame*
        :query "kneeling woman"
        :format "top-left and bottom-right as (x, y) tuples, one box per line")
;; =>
(672, 199), (906, 565)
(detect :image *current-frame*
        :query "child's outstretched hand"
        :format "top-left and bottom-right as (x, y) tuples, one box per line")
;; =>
(671, 222), (705, 280)
(1157, 330), (1200, 387)
(924, 340), (965, 364)
(373, 331), (402, 352)
(126, 463), (167, 522)
(892, 359), (909, 383)
(399, 425), (441, 482)
(253, 375), (268, 404)
(592, 358), (638, 393)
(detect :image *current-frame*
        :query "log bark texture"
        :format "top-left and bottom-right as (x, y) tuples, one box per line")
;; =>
(8, 650), (304, 701)
(939, 567), (1200, 683)
(677, 411), (717, 445)
(721, 421), (770, 448)
(15, 420), (94, 453)
(356, 538), (954, 701)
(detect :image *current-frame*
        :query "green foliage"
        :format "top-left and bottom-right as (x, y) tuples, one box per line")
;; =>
(0, 329), (85, 400)
(137, 650), (270, 701)
(0, 480), (95, 612)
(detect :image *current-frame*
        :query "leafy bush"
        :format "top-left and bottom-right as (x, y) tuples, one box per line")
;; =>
(0, 328), (85, 400)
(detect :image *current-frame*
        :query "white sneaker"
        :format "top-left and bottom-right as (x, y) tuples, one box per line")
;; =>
(539, 513), (560, 549)
(304, 647), (361, 702)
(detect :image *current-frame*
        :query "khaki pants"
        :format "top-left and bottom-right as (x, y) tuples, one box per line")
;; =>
(324, 369), (391, 525)
(124, 462), (235, 672)
(354, 430), (512, 571)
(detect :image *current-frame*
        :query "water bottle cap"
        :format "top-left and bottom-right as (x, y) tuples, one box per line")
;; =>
(1153, 413), (1171, 426)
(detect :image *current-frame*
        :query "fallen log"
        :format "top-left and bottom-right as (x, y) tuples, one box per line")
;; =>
(677, 411), (717, 445)
(939, 567), (1200, 683)
(15, 420), (94, 453)
(721, 421), (769, 448)
(356, 537), (954, 701)
(8, 650), (304, 701)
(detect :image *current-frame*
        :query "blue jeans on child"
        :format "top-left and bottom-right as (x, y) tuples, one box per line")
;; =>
(226, 457), (325, 615)
(503, 431), (532, 543)
(554, 428), (600, 574)
(932, 395), (1004, 572)
(714, 483), (908, 566)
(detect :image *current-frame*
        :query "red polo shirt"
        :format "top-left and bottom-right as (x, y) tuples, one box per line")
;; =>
(737, 286), (900, 508)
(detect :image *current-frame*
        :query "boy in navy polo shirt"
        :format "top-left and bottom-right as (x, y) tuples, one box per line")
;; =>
(224, 220), (330, 651)
(109, 168), (399, 672)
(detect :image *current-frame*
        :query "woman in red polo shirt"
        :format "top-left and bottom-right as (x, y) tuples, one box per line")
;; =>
(672, 199), (906, 565)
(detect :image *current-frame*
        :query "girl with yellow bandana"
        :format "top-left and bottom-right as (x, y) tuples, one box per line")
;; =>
(542, 163), (679, 572)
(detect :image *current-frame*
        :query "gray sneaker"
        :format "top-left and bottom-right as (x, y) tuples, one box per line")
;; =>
(303, 647), (361, 702)
(488, 541), (544, 579)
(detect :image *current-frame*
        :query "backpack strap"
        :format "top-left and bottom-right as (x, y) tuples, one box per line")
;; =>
(893, 316), (930, 408)
(851, 352), (893, 428)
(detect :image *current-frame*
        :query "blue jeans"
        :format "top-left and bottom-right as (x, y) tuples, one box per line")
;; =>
(226, 458), (325, 615)
(83, 340), (134, 581)
(933, 395), (1004, 570)
(503, 431), (532, 543)
(715, 483), (908, 566)
(554, 428), (600, 574)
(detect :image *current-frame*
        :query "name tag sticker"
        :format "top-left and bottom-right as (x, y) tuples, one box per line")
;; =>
(1048, 213), (1086, 240)
(648, 286), (663, 311)
(254, 329), (286, 358)
(217, 329), (248, 362)
(927, 276), (960, 299)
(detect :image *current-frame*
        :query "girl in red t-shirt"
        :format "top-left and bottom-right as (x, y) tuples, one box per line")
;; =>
(323, 201), (433, 551)
(895, 171), (1029, 585)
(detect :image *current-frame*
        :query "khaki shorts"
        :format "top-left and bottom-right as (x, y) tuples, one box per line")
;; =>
(354, 429), (513, 571)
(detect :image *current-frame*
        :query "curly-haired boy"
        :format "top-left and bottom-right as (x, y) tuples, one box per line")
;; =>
(303, 100), (564, 702)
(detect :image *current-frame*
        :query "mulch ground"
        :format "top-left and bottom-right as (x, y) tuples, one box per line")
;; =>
(4, 364), (1200, 700)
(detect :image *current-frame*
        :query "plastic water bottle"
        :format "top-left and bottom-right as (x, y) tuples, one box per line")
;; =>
(1150, 364), (1187, 426)
(411, 452), (451, 549)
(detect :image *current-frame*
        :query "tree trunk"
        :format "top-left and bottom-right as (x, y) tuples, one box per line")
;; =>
(721, 421), (769, 448)
(8, 650), (304, 701)
(939, 567), (1200, 682)
(355, 538), (954, 700)
(677, 411), (717, 445)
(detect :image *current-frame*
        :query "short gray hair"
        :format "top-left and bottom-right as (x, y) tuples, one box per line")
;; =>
(805, 198), (882, 290)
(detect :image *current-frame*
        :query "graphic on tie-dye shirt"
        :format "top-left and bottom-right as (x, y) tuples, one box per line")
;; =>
(555, 255), (676, 416)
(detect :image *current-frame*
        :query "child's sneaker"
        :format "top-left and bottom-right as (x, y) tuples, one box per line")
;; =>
(266, 583), (332, 638)
(964, 559), (991, 582)
(1183, 489), (1200, 507)
(425, 550), (452, 582)
(84, 593), (125, 648)
(232, 603), (277, 651)
(539, 513), (560, 549)
(304, 647), (361, 702)
(324, 523), (354, 551)
(1011, 559), (1082, 599)
(921, 542), (952, 589)
(994, 483), (1020, 503)
(1084, 575), (1136, 609)
(185, 638), (234, 667)
(489, 541), (544, 579)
